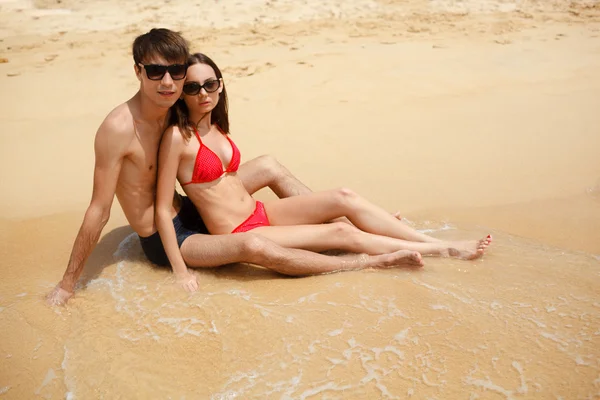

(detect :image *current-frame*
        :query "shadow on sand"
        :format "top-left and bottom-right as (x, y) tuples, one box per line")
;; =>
(78, 225), (136, 286)
(76, 226), (380, 286)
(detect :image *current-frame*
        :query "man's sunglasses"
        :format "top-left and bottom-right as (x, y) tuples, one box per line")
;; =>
(183, 79), (221, 96)
(138, 63), (188, 81)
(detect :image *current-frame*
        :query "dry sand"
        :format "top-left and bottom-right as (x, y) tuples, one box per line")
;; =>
(1, 0), (599, 398)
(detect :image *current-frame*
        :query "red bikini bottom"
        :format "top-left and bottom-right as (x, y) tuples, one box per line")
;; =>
(231, 201), (271, 233)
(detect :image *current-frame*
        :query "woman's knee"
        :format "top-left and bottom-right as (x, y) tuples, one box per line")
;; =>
(331, 187), (360, 209)
(327, 222), (362, 247)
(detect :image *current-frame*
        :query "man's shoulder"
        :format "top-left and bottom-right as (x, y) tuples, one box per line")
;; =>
(97, 102), (136, 140)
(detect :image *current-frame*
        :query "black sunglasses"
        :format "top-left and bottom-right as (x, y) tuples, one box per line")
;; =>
(139, 63), (188, 81)
(183, 79), (221, 95)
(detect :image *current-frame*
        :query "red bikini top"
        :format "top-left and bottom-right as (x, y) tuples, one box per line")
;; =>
(181, 127), (241, 186)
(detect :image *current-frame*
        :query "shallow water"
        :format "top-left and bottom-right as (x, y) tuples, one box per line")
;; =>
(2, 224), (599, 399)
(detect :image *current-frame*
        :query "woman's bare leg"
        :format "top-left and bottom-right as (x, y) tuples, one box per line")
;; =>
(263, 188), (492, 258)
(251, 222), (487, 260)
(179, 232), (424, 276)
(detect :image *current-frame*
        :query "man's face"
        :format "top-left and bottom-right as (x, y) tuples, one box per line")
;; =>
(136, 55), (187, 109)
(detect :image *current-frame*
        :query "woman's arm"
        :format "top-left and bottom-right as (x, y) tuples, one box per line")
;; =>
(155, 127), (198, 292)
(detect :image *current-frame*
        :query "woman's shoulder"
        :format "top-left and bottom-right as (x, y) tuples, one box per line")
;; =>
(162, 125), (188, 144)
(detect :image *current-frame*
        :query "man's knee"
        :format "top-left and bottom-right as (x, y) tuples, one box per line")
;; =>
(240, 233), (269, 258)
(255, 154), (282, 179)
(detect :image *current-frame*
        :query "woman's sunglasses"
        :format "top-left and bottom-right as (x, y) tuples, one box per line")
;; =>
(139, 63), (188, 81)
(183, 79), (221, 96)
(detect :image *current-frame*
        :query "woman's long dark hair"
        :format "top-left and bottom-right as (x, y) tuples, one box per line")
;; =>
(170, 53), (229, 140)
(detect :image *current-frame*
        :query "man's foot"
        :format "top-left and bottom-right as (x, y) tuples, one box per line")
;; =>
(446, 235), (492, 260)
(372, 250), (424, 269)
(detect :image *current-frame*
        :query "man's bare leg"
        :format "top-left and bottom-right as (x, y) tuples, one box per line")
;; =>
(180, 232), (424, 275)
(237, 155), (311, 197)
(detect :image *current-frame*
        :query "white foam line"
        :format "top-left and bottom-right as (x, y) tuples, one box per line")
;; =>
(540, 332), (569, 347)
(464, 376), (514, 399)
(225, 289), (252, 301)
(413, 280), (473, 304)
(417, 223), (455, 234)
(358, 353), (398, 399)
(422, 373), (441, 387)
(430, 304), (452, 312)
(61, 345), (75, 399)
(267, 373), (302, 399)
(253, 304), (294, 319)
(297, 293), (320, 303)
(211, 370), (265, 400)
(524, 316), (546, 328)
(210, 320), (219, 334)
(157, 317), (206, 337)
(34, 368), (56, 395)
(296, 382), (353, 400)
(512, 361), (528, 394)
(308, 339), (322, 354)
(569, 294), (590, 302)
(394, 328), (410, 343)
(512, 302), (532, 308)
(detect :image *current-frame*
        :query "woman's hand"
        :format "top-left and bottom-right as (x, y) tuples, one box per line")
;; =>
(176, 270), (199, 292)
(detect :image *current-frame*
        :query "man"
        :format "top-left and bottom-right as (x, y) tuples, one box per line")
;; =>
(46, 28), (421, 305)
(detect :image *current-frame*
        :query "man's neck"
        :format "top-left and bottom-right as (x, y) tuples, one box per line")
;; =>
(133, 91), (170, 126)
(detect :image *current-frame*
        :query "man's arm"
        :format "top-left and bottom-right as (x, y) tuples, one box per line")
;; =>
(47, 116), (130, 305)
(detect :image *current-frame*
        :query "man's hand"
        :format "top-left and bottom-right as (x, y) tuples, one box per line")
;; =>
(176, 271), (199, 292)
(46, 284), (73, 306)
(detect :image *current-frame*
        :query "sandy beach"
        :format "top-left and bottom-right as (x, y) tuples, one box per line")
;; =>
(1, 0), (599, 398)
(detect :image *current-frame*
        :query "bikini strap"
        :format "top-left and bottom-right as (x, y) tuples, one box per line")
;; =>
(192, 127), (202, 144)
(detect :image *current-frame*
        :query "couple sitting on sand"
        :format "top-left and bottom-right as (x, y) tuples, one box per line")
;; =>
(47, 28), (491, 304)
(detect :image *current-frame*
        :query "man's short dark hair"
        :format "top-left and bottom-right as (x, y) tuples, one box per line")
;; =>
(132, 28), (189, 65)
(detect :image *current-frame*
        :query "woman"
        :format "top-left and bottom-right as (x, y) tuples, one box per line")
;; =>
(156, 53), (491, 290)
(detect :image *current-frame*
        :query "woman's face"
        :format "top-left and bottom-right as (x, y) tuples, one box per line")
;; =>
(182, 63), (223, 115)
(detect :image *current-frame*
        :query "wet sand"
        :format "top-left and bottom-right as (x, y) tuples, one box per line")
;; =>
(1, 0), (599, 398)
